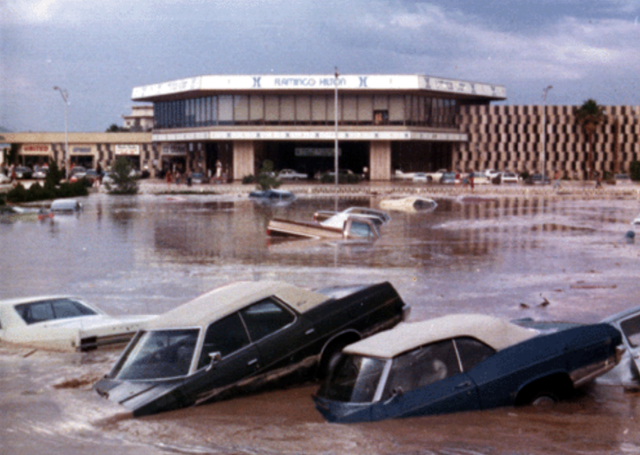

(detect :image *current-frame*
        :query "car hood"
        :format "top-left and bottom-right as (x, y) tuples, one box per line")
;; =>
(95, 373), (204, 417)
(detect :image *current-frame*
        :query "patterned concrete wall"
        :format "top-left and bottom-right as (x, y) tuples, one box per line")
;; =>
(458, 104), (640, 179)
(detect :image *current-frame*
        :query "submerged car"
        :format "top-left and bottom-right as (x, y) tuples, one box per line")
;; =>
(0, 296), (156, 351)
(50, 198), (82, 213)
(314, 314), (623, 423)
(94, 280), (410, 417)
(248, 189), (295, 206)
(379, 197), (437, 213)
(313, 207), (391, 228)
(597, 306), (640, 390)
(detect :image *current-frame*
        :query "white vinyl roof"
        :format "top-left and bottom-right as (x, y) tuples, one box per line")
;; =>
(148, 281), (329, 330)
(344, 314), (539, 359)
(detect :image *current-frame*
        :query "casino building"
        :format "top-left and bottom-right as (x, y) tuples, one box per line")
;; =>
(4, 74), (639, 181)
(133, 74), (506, 180)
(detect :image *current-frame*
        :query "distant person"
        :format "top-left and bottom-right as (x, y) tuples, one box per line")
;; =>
(595, 171), (602, 189)
(553, 170), (561, 191)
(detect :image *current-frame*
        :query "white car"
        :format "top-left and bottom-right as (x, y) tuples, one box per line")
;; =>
(484, 169), (501, 179)
(0, 173), (11, 184)
(0, 296), (156, 351)
(277, 169), (308, 180)
(500, 172), (521, 184)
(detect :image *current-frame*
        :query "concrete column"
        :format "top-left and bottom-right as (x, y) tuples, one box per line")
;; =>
(369, 141), (392, 181)
(232, 141), (255, 180)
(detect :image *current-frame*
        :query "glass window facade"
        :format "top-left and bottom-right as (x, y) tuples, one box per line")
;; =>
(154, 94), (459, 129)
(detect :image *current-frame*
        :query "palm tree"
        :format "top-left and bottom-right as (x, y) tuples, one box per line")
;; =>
(574, 99), (606, 180)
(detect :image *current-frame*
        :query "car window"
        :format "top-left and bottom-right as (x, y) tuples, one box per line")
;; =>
(16, 302), (55, 324)
(349, 221), (374, 238)
(52, 299), (97, 319)
(317, 355), (386, 403)
(621, 316), (640, 348)
(197, 313), (251, 369)
(240, 298), (295, 342)
(115, 329), (199, 380)
(382, 340), (461, 400)
(454, 337), (496, 371)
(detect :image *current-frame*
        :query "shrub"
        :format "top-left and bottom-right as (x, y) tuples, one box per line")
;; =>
(104, 156), (138, 194)
(242, 174), (257, 184)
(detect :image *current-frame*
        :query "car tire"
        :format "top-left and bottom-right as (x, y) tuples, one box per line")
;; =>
(530, 391), (559, 407)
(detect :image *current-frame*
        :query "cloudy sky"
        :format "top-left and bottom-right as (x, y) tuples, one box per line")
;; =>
(2, 0), (639, 132)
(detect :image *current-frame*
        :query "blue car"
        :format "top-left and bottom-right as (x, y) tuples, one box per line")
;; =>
(313, 314), (623, 423)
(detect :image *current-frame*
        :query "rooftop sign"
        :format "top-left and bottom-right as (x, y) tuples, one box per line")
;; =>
(132, 74), (506, 100)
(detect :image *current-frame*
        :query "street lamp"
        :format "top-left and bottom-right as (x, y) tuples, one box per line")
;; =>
(53, 86), (69, 179)
(334, 67), (340, 187)
(541, 85), (553, 183)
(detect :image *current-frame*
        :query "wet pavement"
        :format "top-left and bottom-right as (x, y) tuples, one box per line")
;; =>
(2, 190), (640, 454)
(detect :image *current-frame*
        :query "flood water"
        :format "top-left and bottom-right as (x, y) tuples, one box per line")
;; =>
(2, 191), (640, 454)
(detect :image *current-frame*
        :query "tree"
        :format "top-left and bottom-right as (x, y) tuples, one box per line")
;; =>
(256, 160), (281, 191)
(104, 156), (138, 194)
(106, 124), (126, 132)
(574, 99), (606, 180)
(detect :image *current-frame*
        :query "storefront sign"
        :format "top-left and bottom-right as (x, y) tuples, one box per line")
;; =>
(72, 146), (92, 154)
(295, 147), (341, 157)
(161, 144), (187, 156)
(115, 145), (140, 156)
(22, 144), (51, 154)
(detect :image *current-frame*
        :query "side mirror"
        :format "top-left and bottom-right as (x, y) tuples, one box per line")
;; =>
(206, 351), (222, 371)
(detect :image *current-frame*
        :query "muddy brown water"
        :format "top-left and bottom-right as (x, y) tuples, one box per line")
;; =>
(2, 192), (640, 454)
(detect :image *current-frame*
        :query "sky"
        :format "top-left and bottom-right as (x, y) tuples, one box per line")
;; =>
(2, 0), (640, 132)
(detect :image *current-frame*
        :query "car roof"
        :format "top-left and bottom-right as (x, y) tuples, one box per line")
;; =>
(343, 314), (539, 359)
(147, 281), (329, 330)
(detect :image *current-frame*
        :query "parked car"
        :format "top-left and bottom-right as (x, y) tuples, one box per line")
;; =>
(0, 296), (156, 351)
(32, 167), (49, 179)
(68, 166), (87, 181)
(485, 169), (501, 179)
(597, 306), (640, 390)
(439, 172), (461, 185)
(94, 280), (410, 416)
(313, 314), (623, 423)
(0, 172), (11, 184)
(525, 174), (551, 185)
(278, 169), (308, 181)
(267, 215), (381, 241)
(412, 172), (429, 183)
(615, 174), (632, 184)
(500, 172), (521, 184)
(0, 205), (53, 222)
(83, 169), (100, 184)
(470, 172), (491, 184)
(190, 172), (210, 184)
(14, 166), (33, 179)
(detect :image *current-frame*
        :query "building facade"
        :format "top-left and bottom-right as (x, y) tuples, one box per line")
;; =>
(1, 132), (154, 172)
(4, 74), (639, 180)
(458, 104), (640, 179)
(133, 74), (506, 180)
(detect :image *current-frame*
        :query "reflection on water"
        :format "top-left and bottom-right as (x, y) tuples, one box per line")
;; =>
(2, 192), (640, 455)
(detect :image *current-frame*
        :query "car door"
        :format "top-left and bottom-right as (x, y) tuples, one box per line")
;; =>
(370, 340), (479, 420)
(196, 312), (261, 389)
(619, 314), (640, 376)
(239, 298), (314, 372)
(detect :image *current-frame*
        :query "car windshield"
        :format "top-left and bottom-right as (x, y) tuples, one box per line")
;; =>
(15, 298), (97, 324)
(317, 354), (387, 403)
(110, 329), (199, 380)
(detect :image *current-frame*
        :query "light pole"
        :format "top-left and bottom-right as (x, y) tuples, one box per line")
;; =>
(334, 67), (339, 187)
(541, 85), (552, 183)
(53, 86), (69, 179)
